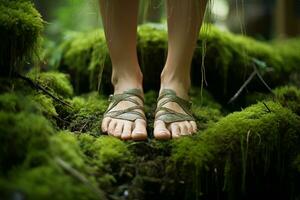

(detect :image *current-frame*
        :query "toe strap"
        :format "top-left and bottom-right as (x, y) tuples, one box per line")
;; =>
(104, 89), (146, 122)
(155, 107), (194, 123)
(104, 106), (146, 121)
(155, 89), (195, 123)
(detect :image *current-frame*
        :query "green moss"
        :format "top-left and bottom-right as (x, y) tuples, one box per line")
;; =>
(272, 38), (300, 80)
(28, 71), (74, 98)
(137, 24), (168, 91)
(0, 0), (43, 75)
(245, 85), (300, 115)
(0, 92), (40, 113)
(81, 135), (131, 166)
(170, 101), (300, 198)
(33, 93), (58, 118)
(0, 91), (59, 127)
(69, 92), (108, 133)
(5, 165), (102, 200)
(0, 92), (56, 171)
(143, 90), (158, 114)
(56, 23), (300, 101)
(58, 30), (110, 93)
(50, 131), (86, 169)
(1, 86), (300, 199)
(196, 25), (293, 104)
(0, 112), (54, 173)
(190, 88), (223, 127)
(273, 85), (300, 115)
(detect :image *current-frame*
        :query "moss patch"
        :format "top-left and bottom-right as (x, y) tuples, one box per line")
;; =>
(1, 85), (300, 199)
(0, 0), (43, 75)
(170, 101), (300, 199)
(1, 10), (300, 199)
(55, 24), (300, 108)
(28, 71), (74, 98)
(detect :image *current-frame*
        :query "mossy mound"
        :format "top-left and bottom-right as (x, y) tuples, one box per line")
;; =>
(56, 31), (110, 94)
(55, 24), (300, 106)
(0, 0), (43, 76)
(1, 78), (300, 199)
(1, 5), (300, 198)
(169, 101), (300, 199)
(0, 91), (131, 199)
(68, 92), (108, 133)
(272, 86), (300, 115)
(28, 71), (74, 98)
(245, 85), (300, 115)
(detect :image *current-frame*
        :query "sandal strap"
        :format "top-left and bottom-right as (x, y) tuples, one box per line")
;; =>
(104, 88), (146, 122)
(155, 89), (194, 123)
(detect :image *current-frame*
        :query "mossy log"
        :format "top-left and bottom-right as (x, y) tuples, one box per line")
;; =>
(56, 24), (300, 105)
(0, 0), (43, 76)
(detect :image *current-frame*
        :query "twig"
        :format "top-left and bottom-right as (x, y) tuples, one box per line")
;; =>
(228, 60), (273, 104)
(262, 101), (272, 113)
(255, 67), (273, 94)
(228, 70), (256, 104)
(15, 72), (72, 108)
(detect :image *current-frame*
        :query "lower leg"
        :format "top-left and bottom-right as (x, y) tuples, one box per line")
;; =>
(99, 0), (142, 93)
(99, 0), (147, 140)
(161, 0), (207, 99)
(154, 0), (207, 139)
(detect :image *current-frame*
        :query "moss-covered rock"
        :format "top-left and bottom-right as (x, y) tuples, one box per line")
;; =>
(1, 1), (300, 196)
(68, 92), (108, 133)
(1, 83), (300, 199)
(0, 131), (105, 200)
(0, 111), (53, 173)
(0, 92), (56, 175)
(272, 85), (300, 115)
(55, 24), (300, 106)
(28, 71), (74, 98)
(245, 85), (300, 115)
(137, 24), (168, 91)
(56, 31), (110, 94)
(0, 0), (43, 76)
(2, 165), (102, 200)
(169, 101), (300, 199)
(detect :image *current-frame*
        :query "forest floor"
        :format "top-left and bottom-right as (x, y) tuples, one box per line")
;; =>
(1, 1), (300, 200)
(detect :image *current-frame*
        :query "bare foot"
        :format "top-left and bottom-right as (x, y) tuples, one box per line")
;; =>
(154, 88), (197, 140)
(101, 88), (147, 141)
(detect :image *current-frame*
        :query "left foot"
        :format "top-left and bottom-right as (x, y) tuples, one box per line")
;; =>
(153, 87), (197, 140)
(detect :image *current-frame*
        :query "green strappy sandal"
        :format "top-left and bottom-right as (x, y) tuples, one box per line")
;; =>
(103, 88), (146, 125)
(155, 89), (195, 124)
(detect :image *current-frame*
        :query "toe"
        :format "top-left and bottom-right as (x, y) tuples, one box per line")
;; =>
(101, 117), (111, 133)
(179, 123), (189, 136)
(170, 123), (180, 139)
(121, 121), (133, 140)
(154, 120), (171, 140)
(107, 119), (117, 136)
(114, 121), (123, 138)
(184, 121), (193, 135)
(190, 121), (197, 133)
(132, 119), (147, 141)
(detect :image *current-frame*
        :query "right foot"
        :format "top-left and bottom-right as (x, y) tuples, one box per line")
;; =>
(101, 88), (147, 141)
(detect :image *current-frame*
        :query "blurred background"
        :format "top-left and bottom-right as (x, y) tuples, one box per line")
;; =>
(34, 0), (300, 43)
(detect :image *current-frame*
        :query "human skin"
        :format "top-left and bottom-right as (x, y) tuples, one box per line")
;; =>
(99, 0), (207, 140)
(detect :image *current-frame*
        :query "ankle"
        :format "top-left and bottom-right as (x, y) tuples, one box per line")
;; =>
(160, 66), (190, 89)
(112, 73), (143, 94)
(160, 76), (190, 100)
